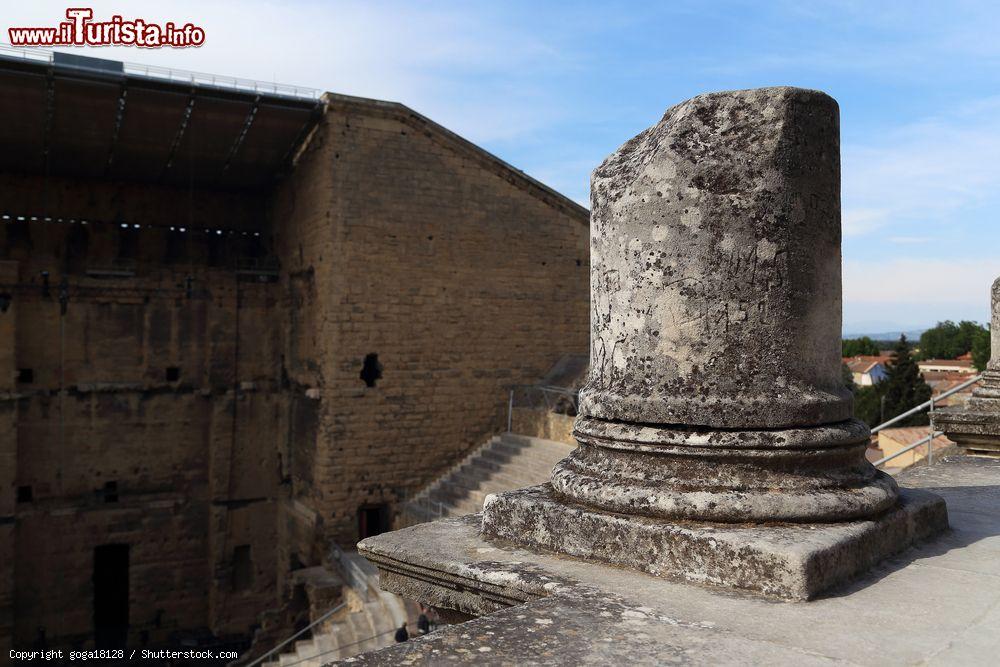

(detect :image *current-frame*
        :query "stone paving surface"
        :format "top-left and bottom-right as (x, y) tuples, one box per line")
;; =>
(349, 455), (1000, 666)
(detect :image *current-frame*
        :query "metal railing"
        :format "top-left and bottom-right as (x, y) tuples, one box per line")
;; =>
(0, 42), (321, 100)
(243, 601), (347, 667)
(266, 628), (396, 667)
(399, 494), (450, 525)
(507, 384), (579, 430)
(329, 541), (373, 602)
(0, 43), (49, 63)
(873, 373), (982, 467)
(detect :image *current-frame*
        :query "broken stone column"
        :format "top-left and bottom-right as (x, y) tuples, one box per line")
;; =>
(934, 277), (1000, 455)
(480, 87), (947, 599)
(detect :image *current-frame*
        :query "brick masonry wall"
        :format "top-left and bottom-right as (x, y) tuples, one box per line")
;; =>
(1, 260), (16, 654)
(1, 96), (591, 648)
(273, 102), (590, 544)
(1, 180), (284, 646)
(511, 407), (577, 445)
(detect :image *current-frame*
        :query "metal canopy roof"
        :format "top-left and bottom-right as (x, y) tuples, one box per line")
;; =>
(0, 47), (323, 190)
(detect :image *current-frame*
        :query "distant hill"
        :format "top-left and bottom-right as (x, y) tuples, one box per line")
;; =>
(842, 329), (926, 342)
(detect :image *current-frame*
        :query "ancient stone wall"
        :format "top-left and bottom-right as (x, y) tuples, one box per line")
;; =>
(1, 179), (283, 646)
(510, 408), (576, 445)
(2, 97), (590, 649)
(0, 260), (16, 654)
(271, 100), (590, 545)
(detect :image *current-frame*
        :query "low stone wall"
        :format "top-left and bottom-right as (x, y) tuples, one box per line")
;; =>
(510, 408), (576, 445)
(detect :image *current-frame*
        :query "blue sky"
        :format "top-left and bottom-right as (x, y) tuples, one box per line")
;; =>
(8, 1), (1000, 333)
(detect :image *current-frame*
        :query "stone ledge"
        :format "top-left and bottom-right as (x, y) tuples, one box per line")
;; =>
(350, 457), (1000, 666)
(361, 522), (547, 618)
(934, 406), (1000, 454)
(481, 484), (948, 600)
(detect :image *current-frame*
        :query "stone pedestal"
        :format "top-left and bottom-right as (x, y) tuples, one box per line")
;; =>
(354, 457), (996, 665)
(480, 87), (946, 599)
(934, 277), (1000, 455)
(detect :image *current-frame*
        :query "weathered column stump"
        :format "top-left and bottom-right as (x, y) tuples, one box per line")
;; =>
(481, 87), (948, 600)
(934, 277), (1000, 455)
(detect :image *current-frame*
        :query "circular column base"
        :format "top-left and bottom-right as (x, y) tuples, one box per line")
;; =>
(550, 417), (899, 523)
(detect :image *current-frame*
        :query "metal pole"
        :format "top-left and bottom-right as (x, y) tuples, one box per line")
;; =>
(873, 431), (944, 467)
(872, 374), (981, 433)
(507, 389), (514, 433)
(245, 601), (347, 667)
(928, 394), (935, 465)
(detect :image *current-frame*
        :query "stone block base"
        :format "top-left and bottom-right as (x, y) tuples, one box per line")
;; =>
(934, 405), (1000, 456)
(481, 484), (948, 600)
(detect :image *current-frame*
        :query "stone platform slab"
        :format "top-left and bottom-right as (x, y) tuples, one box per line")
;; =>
(352, 456), (1000, 666)
(480, 483), (947, 600)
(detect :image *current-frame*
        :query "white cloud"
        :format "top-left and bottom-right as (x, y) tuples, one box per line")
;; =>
(842, 96), (1000, 237)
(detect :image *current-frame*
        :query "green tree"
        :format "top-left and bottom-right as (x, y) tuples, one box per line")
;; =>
(919, 321), (960, 359)
(957, 320), (985, 355)
(881, 335), (932, 426)
(918, 320), (988, 360)
(842, 336), (880, 357)
(841, 362), (856, 391)
(972, 326), (991, 371)
(853, 384), (884, 428)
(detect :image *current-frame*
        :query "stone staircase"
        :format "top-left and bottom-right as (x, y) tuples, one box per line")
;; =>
(264, 553), (419, 666)
(400, 433), (575, 525)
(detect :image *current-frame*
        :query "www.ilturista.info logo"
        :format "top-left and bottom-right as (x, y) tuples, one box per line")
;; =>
(8, 8), (205, 48)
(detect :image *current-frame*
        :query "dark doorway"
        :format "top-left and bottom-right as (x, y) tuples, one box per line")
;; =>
(358, 504), (390, 539)
(93, 544), (129, 648)
(232, 545), (253, 592)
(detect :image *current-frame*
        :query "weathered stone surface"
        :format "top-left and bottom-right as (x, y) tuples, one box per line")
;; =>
(3, 92), (589, 648)
(352, 457), (1000, 667)
(491, 87), (900, 528)
(481, 484), (946, 600)
(552, 416), (897, 522)
(935, 276), (1000, 454)
(934, 407), (1000, 455)
(581, 86), (847, 429)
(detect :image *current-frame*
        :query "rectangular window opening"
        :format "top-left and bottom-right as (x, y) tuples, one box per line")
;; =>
(103, 481), (119, 503)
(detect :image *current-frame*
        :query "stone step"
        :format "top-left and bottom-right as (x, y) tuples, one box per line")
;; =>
(449, 498), (491, 515)
(266, 576), (418, 665)
(379, 589), (409, 629)
(429, 479), (538, 509)
(343, 612), (368, 657)
(451, 463), (552, 491)
(293, 638), (320, 666)
(476, 449), (563, 472)
(454, 456), (557, 483)
(402, 433), (574, 524)
(426, 458), (555, 493)
(487, 437), (570, 458)
(446, 477), (545, 502)
(470, 459), (560, 483)
(314, 634), (338, 662)
(499, 433), (575, 452)
(479, 454), (561, 475)
(488, 438), (572, 458)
